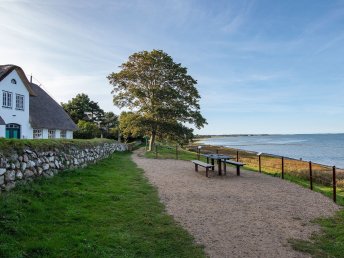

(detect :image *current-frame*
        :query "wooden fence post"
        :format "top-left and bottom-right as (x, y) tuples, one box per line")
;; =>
(155, 144), (158, 159)
(258, 155), (261, 173)
(236, 150), (239, 162)
(197, 148), (200, 160)
(309, 161), (313, 190)
(176, 145), (178, 160)
(281, 157), (284, 179)
(333, 166), (336, 203)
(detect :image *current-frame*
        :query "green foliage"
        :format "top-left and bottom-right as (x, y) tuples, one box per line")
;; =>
(108, 49), (207, 149)
(74, 120), (101, 139)
(0, 152), (205, 257)
(61, 93), (104, 124)
(101, 112), (118, 139)
(0, 138), (114, 154)
(62, 94), (120, 140)
(118, 111), (143, 142)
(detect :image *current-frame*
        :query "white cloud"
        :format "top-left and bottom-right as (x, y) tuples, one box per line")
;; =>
(222, 0), (255, 34)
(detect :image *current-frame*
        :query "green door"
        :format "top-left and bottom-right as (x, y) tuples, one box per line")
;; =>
(5, 124), (21, 139)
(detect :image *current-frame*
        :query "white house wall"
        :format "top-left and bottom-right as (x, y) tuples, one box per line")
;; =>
(0, 70), (32, 139)
(66, 130), (73, 139)
(28, 127), (74, 139)
(0, 125), (5, 138)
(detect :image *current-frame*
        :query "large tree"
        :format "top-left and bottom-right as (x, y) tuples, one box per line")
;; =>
(61, 93), (104, 124)
(108, 50), (206, 150)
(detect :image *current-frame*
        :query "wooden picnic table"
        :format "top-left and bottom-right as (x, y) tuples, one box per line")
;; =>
(202, 154), (232, 176)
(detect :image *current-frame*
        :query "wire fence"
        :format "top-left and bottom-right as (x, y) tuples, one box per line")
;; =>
(152, 144), (181, 160)
(186, 145), (344, 203)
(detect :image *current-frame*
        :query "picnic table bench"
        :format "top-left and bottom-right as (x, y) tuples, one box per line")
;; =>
(202, 154), (231, 176)
(191, 160), (214, 177)
(225, 160), (245, 176)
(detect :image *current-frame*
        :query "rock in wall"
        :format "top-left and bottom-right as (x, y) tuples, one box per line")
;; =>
(0, 142), (127, 192)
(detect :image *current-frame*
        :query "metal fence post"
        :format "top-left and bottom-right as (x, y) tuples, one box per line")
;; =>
(309, 161), (313, 190)
(281, 157), (284, 179)
(333, 166), (336, 203)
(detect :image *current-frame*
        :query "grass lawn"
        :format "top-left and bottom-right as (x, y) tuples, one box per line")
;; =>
(145, 145), (344, 257)
(0, 152), (205, 258)
(144, 145), (207, 162)
(289, 209), (344, 258)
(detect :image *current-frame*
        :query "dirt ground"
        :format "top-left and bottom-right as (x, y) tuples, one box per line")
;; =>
(132, 150), (341, 258)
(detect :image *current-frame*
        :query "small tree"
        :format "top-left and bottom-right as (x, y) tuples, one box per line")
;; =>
(108, 50), (206, 150)
(101, 112), (119, 139)
(118, 111), (143, 143)
(74, 120), (100, 139)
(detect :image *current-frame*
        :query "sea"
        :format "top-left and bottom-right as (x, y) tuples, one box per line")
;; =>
(197, 134), (344, 168)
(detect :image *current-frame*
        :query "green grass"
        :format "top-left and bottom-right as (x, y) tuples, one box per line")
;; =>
(0, 152), (205, 258)
(289, 210), (344, 258)
(0, 138), (116, 154)
(144, 145), (207, 162)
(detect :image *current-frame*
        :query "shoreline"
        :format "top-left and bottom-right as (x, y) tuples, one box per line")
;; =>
(194, 134), (344, 169)
(195, 132), (344, 138)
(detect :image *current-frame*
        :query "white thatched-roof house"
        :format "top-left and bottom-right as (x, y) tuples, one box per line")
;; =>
(0, 65), (77, 139)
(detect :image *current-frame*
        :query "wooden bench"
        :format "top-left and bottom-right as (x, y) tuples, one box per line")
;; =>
(225, 160), (245, 176)
(191, 160), (214, 177)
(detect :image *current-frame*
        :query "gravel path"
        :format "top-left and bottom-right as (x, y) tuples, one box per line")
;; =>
(132, 150), (340, 258)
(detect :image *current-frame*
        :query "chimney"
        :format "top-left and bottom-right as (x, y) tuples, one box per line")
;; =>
(30, 74), (32, 83)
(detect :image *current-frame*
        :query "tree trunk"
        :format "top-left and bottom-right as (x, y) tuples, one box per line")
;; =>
(148, 131), (156, 151)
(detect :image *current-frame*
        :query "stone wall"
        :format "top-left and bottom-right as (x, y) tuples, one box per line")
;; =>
(0, 142), (127, 192)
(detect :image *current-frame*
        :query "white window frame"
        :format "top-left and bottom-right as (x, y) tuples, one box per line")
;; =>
(60, 130), (67, 139)
(33, 129), (43, 139)
(48, 130), (56, 139)
(15, 94), (24, 110)
(2, 91), (12, 108)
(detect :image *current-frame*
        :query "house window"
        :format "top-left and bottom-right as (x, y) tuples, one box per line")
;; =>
(16, 94), (24, 110)
(60, 130), (67, 139)
(2, 91), (12, 108)
(48, 130), (56, 139)
(33, 129), (43, 139)
(11, 79), (17, 84)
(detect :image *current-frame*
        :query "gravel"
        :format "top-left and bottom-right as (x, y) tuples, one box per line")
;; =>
(132, 150), (340, 258)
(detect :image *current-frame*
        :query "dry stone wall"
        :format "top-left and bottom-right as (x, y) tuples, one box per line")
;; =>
(0, 142), (127, 192)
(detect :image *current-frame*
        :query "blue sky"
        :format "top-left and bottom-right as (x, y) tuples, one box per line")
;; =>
(1, 0), (344, 134)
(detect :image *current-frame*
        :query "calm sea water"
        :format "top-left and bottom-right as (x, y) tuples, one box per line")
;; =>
(198, 134), (344, 168)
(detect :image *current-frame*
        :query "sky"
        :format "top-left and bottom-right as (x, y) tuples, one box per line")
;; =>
(1, 0), (344, 135)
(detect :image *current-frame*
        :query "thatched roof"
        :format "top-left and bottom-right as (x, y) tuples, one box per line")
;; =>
(29, 83), (78, 131)
(0, 65), (36, 96)
(0, 116), (5, 125)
